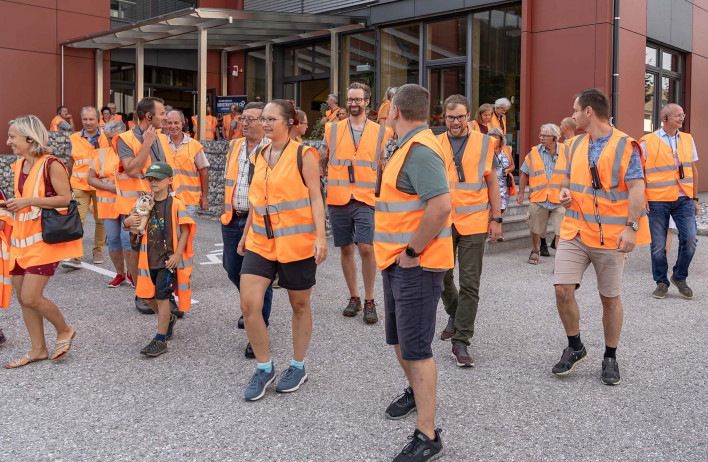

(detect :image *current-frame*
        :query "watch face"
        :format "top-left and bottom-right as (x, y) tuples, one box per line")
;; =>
(405, 247), (416, 258)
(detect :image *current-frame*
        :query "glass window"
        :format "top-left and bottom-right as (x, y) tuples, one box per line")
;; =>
(341, 31), (376, 104)
(646, 47), (657, 66)
(662, 76), (681, 105)
(428, 67), (465, 126)
(380, 23), (420, 102)
(247, 50), (266, 102)
(312, 42), (331, 75)
(662, 51), (680, 72)
(284, 45), (313, 77)
(644, 73), (655, 133)
(427, 18), (466, 60)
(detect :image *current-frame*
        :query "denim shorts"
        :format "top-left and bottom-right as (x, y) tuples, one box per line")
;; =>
(328, 199), (374, 247)
(383, 264), (445, 361)
(103, 216), (132, 252)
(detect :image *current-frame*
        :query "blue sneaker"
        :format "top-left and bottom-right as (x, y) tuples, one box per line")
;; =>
(275, 365), (308, 393)
(244, 367), (276, 401)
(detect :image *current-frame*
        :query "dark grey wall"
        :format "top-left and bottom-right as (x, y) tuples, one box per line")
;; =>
(370, 0), (505, 24)
(646, 0), (693, 51)
(111, 49), (198, 72)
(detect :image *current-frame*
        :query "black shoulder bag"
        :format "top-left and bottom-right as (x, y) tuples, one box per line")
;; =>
(32, 156), (84, 244)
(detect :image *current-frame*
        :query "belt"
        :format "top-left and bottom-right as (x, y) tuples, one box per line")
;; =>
(234, 210), (249, 217)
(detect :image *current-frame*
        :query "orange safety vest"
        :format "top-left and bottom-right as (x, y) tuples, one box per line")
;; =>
(135, 197), (196, 312)
(560, 131), (650, 249)
(69, 131), (109, 191)
(325, 107), (340, 123)
(524, 144), (569, 204)
(491, 112), (506, 135)
(377, 101), (390, 124)
(471, 120), (492, 133)
(164, 137), (205, 206)
(49, 115), (68, 132)
(0, 205), (12, 308)
(221, 138), (250, 225)
(224, 114), (243, 140)
(192, 115), (217, 141)
(641, 131), (694, 201)
(325, 120), (392, 207)
(92, 147), (121, 219)
(109, 113), (123, 123)
(374, 129), (454, 271)
(437, 130), (495, 235)
(245, 141), (318, 263)
(128, 120), (137, 130)
(114, 130), (160, 215)
(9, 155), (83, 268)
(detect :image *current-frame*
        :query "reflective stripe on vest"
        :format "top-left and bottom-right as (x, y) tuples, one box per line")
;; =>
(221, 138), (246, 225)
(641, 132), (694, 201)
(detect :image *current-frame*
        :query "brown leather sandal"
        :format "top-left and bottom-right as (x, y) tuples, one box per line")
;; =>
(528, 250), (540, 265)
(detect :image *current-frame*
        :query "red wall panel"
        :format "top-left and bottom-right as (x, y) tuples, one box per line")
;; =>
(57, 10), (110, 44)
(59, 0), (110, 17)
(227, 51), (246, 95)
(694, 5), (708, 59)
(530, 0), (599, 32)
(617, 28), (646, 139)
(690, 55), (708, 192)
(0, 1), (57, 54)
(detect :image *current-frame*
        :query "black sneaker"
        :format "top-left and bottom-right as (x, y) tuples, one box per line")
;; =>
(552, 345), (587, 375)
(385, 386), (416, 420)
(363, 300), (378, 324)
(343, 296), (362, 317)
(439, 316), (454, 341)
(140, 339), (167, 357)
(166, 314), (177, 340)
(135, 296), (154, 315)
(237, 315), (245, 329)
(601, 357), (621, 385)
(550, 239), (556, 250)
(0, 328), (5, 346)
(540, 243), (550, 257)
(170, 296), (184, 318)
(245, 342), (255, 359)
(392, 428), (444, 462)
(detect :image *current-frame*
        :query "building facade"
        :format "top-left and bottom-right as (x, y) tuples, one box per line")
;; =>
(1, 0), (706, 191)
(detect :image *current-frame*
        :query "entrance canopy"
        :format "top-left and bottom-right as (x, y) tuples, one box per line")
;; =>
(61, 7), (366, 139)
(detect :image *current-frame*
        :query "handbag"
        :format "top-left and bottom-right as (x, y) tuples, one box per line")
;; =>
(30, 156), (84, 244)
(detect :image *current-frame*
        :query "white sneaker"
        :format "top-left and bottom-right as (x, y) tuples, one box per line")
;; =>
(61, 258), (82, 269)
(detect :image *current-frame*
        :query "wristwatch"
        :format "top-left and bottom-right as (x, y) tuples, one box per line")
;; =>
(491, 217), (503, 223)
(693, 197), (699, 202)
(405, 245), (420, 258)
(626, 221), (639, 232)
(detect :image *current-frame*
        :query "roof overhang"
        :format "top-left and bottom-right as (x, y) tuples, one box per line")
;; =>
(62, 7), (367, 51)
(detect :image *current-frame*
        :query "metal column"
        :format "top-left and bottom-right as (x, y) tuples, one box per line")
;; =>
(221, 50), (228, 96)
(61, 46), (65, 106)
(197, 26), (207, 141)
(135, 42), (145, 105)
(95, 49), (104, 110)
(265, 44), (273, 102)
(330, 29), (339, 97)
(465, 13), (473, 104)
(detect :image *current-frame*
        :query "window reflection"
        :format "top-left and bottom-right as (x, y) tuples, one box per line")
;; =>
(644, 73), (655, 133)
(380, 23), (420, 102)
(427, 18), (466, 60)
(428, 67), (465, 126)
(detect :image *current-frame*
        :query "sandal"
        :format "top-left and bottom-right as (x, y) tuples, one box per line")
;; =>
(528, 250), (540, 265)
(5, 354), (47, 369)
(51, 330), (76, 361)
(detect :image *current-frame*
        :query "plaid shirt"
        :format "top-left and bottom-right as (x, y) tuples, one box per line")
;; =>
(232, 137), (269, 212)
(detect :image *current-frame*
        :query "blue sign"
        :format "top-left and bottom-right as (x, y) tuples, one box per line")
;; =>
(216, 95), (248, 114)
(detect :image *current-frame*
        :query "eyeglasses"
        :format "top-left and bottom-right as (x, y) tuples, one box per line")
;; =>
(539, 134), (555, 139)
(258, 117), (287, 125)
(242, 117), (260, 124)
(671, 114), (686, 119)
(346, 98), (366, 104)
(445, 114), (468, 123)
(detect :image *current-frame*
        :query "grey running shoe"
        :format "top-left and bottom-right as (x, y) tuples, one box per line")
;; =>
(552, 345), (587, 375)
(392, 428), (444, 462)
(343, 296), (362, 317)
(451, 345), (475, 367)
(140, 339), (167, 357)
(670, 276), (693, 300)
(244, 367), (276, 401)
(275, 365), (308, 393)
(440, 316), (454, 341)
(652, 283), (669, 299)
(385, 386), (416, 420)
(166, 314), (177, 340)
(601, 357), (621, 385)
(363, 300), (378, 324)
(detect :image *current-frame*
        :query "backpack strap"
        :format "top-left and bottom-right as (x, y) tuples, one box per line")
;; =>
(297, 144), (306, 186)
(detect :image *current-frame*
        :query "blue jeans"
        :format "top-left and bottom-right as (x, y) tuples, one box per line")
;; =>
(102, 216), (132, 252)
(222, 214), (273, 326)
(648, 196), (698, 285)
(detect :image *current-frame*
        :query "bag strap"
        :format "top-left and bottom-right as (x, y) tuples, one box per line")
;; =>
(297, 144), (306, 186)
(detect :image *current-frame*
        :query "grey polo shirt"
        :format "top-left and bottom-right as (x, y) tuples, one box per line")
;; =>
(116, 126), (166, 164)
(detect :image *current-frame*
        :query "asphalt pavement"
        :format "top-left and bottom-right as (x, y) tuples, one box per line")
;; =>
(0, 214), (706, 461)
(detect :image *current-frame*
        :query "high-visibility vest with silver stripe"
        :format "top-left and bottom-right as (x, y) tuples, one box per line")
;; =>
(164, 137), (205, 207)
(523, 144), (569, 205)
(92, 147), (121, 219)
(69, 131), (109, 191)
(640, 131), (695, 201)
(114, 130), (155, 215)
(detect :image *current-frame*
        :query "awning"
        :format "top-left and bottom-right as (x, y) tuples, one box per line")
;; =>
(61, 7), (366, 51)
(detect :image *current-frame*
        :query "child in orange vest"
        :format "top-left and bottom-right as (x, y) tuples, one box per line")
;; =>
(122, 162), (196, 357)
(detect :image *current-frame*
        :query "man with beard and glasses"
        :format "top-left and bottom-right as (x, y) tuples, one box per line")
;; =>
(321, 82), (393, 324)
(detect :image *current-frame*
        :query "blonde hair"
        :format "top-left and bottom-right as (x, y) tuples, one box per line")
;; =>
(9, 115), (52, 156)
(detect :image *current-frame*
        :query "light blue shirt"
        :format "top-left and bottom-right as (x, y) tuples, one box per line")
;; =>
(521, 143), (562, 210)
(566, 129), (644, 182)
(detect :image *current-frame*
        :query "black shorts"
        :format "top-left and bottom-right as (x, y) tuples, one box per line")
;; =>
(241, 250), (316, 291)
(382, 264), (445, 361)
(149, 268), (177, 300)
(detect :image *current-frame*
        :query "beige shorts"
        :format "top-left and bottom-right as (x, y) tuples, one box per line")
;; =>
(525, 202), (565, 235)
(553, 236), (628, 298)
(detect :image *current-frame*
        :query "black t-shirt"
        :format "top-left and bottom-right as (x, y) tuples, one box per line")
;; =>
(146, 196), (174, 269)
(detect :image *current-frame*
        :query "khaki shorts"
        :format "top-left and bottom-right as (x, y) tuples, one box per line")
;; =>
(553, 236), (628, 297)
(526, 202), (565, 236)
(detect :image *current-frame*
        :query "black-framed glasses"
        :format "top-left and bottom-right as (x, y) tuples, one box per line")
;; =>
(258, 117), (286, 125)
(445, 114), (469, 123)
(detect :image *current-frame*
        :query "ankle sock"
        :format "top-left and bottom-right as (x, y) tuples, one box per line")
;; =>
(154, 334), (166, 342)
(567, 334), (582, 350)
(604, 346), (617, 359)
(257, 360), (273, 373)
(290, 359), (304, 370)
(540, 237), (548, 247)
